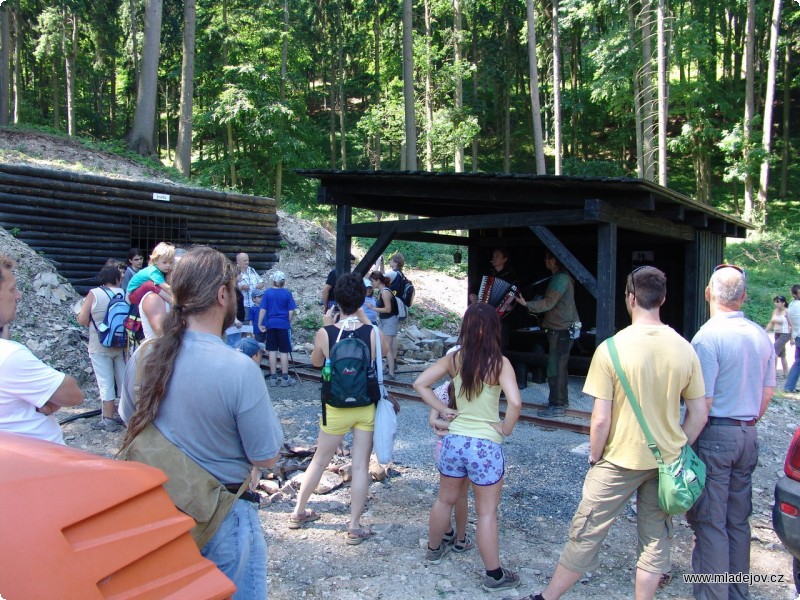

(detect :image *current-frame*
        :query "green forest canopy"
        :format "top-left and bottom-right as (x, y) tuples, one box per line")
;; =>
(0, 0), (797, 227)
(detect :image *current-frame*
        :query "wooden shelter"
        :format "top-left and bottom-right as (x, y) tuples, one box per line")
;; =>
(0, 163), (278, 294)
(298, 170), (750, 364)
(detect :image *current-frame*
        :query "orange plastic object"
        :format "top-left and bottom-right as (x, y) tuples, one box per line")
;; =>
(0, 431), (235, 599)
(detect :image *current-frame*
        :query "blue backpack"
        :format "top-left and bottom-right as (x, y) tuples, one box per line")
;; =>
(91, 287), (130, 348)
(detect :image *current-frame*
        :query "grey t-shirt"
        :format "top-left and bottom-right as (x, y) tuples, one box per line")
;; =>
(121, 330), (284, 483)
(691, 311), (776, 420)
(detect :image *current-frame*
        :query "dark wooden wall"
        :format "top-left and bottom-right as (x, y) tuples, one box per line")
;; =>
(0, 164), (279, 294)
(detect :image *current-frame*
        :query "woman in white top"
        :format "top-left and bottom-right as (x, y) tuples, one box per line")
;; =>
(766, 294), (791, 376)
(140, 290), (169, 339)
(77, 264), (126, 432)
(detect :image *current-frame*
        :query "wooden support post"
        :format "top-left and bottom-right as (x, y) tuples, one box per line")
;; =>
(336, 203), (353, 277)
(357, 229), (396, 277)
(529, 225), (598, 298)
(595, 223), (617, 342)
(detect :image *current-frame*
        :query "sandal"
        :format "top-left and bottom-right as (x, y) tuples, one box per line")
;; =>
(451, 534), (474, 553)
(346, 526), (374, 545)
(287, 509), (320, 530)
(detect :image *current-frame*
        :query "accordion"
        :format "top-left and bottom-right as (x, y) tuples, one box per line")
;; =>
(478, 276), (518, 319)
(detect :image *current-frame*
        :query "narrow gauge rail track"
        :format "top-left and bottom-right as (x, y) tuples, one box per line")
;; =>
(289, 366), (590, 435)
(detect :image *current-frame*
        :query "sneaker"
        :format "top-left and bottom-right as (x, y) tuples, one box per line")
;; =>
(281, 377), (297, 387)
(451, 534), (475, 553)
(268, 377), (279, 387)
(90, 418), (122, 433)
(424, 543), (449, 565)
(481, 567), (521, 592)
(537, 405), (566, 417)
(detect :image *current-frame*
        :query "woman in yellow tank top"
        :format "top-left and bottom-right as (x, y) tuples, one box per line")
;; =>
(413, 303), (523, 592)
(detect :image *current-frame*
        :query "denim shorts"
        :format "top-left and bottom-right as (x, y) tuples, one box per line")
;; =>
(437, 434), (505, 486)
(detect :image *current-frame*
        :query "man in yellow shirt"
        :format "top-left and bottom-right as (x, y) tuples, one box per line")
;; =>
(524, 266), (707, 600)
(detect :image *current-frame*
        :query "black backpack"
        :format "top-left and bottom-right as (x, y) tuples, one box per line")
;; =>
(321, 324), (379, 425)
(90, 287), (130, 348)
(389, 270), (415, 307)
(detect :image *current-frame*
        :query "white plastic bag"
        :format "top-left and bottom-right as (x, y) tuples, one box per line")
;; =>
(373, 395), (397, 464)
(372, 325), (397, 464)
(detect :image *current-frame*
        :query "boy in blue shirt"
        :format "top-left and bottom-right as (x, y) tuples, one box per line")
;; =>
(258, 271), (297, 387)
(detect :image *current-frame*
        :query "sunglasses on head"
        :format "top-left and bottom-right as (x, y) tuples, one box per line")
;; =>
(628, 265), (648, 298)
(713, 264), (746, 279)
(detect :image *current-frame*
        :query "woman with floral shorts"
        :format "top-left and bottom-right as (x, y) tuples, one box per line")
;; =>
(414, 303), (523, 593)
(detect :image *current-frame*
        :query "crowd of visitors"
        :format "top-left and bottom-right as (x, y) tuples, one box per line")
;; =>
(0, 243), (793, 599)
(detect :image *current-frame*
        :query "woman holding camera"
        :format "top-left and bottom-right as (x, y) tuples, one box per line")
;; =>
(287, 274), (388, 545)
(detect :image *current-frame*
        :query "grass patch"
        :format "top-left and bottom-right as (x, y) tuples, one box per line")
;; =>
(724, 227), (800, 325)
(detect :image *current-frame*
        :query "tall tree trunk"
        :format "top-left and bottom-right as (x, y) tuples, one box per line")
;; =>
(552, 0), (562, 175)
(756, 0), (782, 226)
(742, 0), (756, 223)
(503, 78), (510, 173)
(63, 7), (77, 137)
(629, 1), (644, 177)
(424, 0), (433, 171)
(129, 0), (139, 86)
(641, 0), (655, 181)
(402, 0), (417, 170)
(274, 0), (289, 202)
(174, 0), (196, 177)
(722, 8), (733, 80)
(453, 0), (464, 172)
(657, 0), (668, 186)
(12, 7), (20, 124)
(471, 21), (479, 172)
(570, 30), (580, 158)
(525, 0), (545, 174)
(0, 3), (9, 126)
(779, 45), (791, 199)
(329, 42), (336, 168)
(164, 84), (171, 161)
(109, 67), (117, 135)
(373, 5), (382, 170)
(222, 0), (236, 186)
(337, 11), (347, 170)
(128, 0), (163, 156)
(51, 60), (59, 129)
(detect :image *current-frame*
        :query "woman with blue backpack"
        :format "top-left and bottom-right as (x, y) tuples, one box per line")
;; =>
(287, 273), (388, 545)
(77, 263), (127, 433)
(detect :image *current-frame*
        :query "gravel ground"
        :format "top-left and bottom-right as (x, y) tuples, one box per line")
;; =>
(54, 354), (800, 600)
(248, 363), (800, 600)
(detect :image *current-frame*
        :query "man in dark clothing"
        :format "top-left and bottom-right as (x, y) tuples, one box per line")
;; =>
(321, 253), (355, 312)
(516, 251), (579, 417)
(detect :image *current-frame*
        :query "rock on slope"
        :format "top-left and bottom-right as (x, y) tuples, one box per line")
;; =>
(0, 226), (93, 387)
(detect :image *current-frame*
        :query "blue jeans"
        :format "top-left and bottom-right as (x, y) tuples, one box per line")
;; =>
(201, 500), (267, 600)
(785, 337), (800, 391)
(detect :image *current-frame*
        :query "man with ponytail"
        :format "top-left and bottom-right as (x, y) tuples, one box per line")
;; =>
(120, 246), (284, 599)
